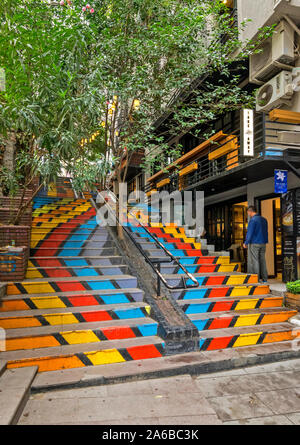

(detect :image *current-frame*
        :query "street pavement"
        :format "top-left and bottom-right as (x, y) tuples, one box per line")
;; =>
(19, 359), (300, 425)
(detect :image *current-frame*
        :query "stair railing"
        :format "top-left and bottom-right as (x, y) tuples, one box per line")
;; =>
(94, 189), (199, 295)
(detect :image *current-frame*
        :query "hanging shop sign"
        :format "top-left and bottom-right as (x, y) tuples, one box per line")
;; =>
(275, 169), (288, 194)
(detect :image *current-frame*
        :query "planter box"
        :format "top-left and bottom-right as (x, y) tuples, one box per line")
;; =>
(285, 292), (300, 311)
(0, 247), (27, 282)
(0, 226), (31, 259)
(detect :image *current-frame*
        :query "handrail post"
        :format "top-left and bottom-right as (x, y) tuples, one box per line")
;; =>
(157, 262), (161, 297)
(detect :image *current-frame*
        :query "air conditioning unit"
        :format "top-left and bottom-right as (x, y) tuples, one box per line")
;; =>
(256, 71), (293, 112)
(250, 20), (295, 84)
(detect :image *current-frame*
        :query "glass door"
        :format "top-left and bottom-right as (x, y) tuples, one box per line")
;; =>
(232, 204), (247, 246)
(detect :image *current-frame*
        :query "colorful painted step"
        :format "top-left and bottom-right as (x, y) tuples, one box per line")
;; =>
(30, 240), (115, 249)
(178, 295), (284, 314)
(165, 273), (259, 287)
(27, 256), (126, 267)
(25, 265), (129, 279)
(6, 275), (139, 295)
(31, 233), (112, 241)
(160, 263), (240, 274)
(198, 323), (298, 351)
(3, 337), (165, 373)
(171, 284), (270, 300)
(5, 321), (159, 351)
(189, 308), (297, 331)
(0, 305), (152, 329)
(0, 290), (144, 312)
(144, 248), (209, 257)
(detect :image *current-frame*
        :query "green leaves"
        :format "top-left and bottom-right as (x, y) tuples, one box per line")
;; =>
(68, 155), (113, 193)
(0, 0), (272, 187)
(286, 281), (300, 295)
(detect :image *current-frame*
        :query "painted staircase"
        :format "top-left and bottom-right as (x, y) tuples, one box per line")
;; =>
(126, 203), (298, 351)
(0, 179), (163, 373)
(1, 181), (298, 375)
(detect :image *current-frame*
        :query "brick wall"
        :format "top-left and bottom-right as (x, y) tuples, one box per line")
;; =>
(0, 226), (31, 251)
(0, 247), (28, 281)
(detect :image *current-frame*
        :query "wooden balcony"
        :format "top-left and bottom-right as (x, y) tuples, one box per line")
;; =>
(147, 109), (300, 193)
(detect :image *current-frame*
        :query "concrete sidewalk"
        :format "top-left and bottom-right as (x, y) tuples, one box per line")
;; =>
(18, 374), (221, 425)
(18, 358), (300, 425)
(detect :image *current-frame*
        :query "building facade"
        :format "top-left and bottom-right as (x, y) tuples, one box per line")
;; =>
(126, 0), (300, 282)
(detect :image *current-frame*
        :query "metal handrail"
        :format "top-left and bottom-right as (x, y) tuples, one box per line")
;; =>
(97, 189), (200, 294)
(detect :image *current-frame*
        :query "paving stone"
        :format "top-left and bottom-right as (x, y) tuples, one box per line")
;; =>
(52, 418), (163, 425)
(197, 371), (300, 398)
(30, 385), (108, 400)
(208, 393), (273, 421)
(195, 375), (254, 398)
(196, 368), (247, 379)
(255, 388), (300, 415)
(286, 412), (300, 424)
(155, 415), (222, 425)
(75, 393), (216, 422)
(223, 415), (293, 425)
(19, 398), (80, 425)
(148, 375), (204, 395)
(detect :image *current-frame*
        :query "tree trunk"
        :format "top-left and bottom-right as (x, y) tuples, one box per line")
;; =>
(0, 132), (16, 196)
(13, 182), (44, 225)
(113, 171), (124, 240)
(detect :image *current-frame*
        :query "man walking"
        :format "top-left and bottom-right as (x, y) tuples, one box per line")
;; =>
(243, 206), (268, 283)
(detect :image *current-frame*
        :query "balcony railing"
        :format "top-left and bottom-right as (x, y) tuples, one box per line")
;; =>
(146, 111), (300, 196)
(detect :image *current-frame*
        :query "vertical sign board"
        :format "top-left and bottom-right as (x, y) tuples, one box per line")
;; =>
(281, 191), (297, 282)
(275, 169), (288, 194)
(240, 109), (254, 157)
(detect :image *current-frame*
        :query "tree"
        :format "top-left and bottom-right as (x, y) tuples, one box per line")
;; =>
(0, 0), (271, 234)
(0, 0), (111, 219)
(81, 1), (269, 168)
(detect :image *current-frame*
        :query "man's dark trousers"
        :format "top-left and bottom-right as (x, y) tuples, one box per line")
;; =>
(248, 244), (268, 282)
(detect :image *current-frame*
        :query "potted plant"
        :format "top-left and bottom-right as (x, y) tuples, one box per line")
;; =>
(285, 280), (300, 311)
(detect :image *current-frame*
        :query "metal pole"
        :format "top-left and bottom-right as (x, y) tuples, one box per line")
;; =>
(157, 263), (161, 296)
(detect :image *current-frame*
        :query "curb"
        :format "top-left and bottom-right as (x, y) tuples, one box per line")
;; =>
(31, 344), (300, 393)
